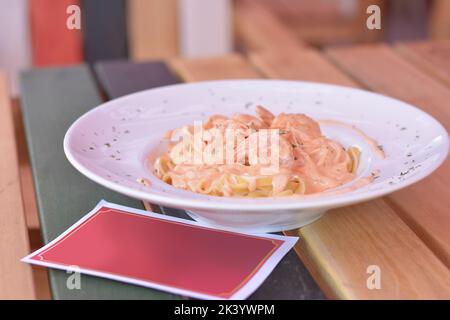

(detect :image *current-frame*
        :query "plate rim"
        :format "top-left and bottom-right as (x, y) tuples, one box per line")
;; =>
(63, 79), (450, 212)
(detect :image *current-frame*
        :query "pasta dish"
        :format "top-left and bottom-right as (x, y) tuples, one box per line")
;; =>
(153, 106), (366, 197)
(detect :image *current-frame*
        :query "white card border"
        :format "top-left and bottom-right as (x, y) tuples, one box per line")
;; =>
(22, 200), (298, 300)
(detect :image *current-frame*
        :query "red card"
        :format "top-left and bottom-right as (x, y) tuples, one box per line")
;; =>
(23, 201), (297, 299)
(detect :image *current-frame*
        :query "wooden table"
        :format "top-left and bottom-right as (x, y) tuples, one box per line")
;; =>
(2, 40), (450, 299)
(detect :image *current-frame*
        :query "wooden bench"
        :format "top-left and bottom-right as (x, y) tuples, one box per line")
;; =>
(250, 46), (450, 299)
(6, 40), (450, 300)
(0, 72), (35, 299)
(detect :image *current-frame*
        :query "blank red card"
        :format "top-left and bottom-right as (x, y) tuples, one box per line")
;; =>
(23, 201), (297, 299)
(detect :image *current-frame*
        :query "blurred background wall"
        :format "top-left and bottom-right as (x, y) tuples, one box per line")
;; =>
(1, 0), (449, 95)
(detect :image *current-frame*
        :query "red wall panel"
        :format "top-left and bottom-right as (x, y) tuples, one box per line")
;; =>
(29, 0), (83, 66)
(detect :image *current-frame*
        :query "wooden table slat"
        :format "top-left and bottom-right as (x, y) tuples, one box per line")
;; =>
(234, 0), (304, 52)
(11, 98), (41, 230)
(171, 54), (262, 81)
(81, 0), (128, 63)
(127, 0), (178, 60)
(250, 47), (450, 299)
(249, 48), (357, 88)
(396, 40), (450, 88)
(94, 58), (325, 299)
(0, 72), (36, 299)
(326, 44), (450, 269)
(20, 65), (179, 299)
(29, 0), (83, 66)
(94, 60), (180, 99)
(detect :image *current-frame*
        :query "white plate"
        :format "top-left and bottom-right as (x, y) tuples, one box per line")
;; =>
(64, 80), (449, 232)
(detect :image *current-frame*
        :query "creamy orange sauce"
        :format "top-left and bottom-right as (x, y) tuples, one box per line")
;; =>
(152, 106), (376, 198)
(319, 119), (385, 159)
(256, 172), (377, 199)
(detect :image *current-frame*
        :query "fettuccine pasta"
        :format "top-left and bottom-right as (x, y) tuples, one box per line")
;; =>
(153, 106), (363, 197)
